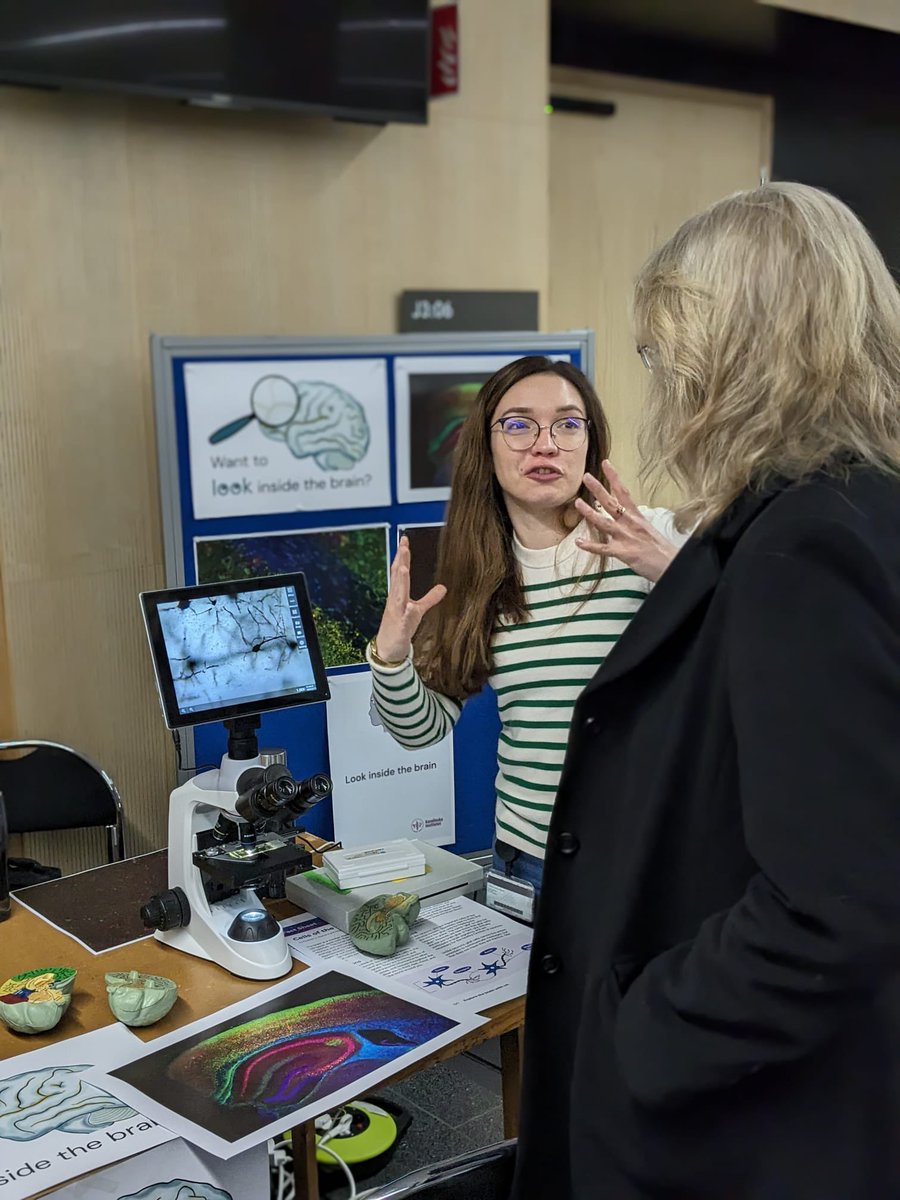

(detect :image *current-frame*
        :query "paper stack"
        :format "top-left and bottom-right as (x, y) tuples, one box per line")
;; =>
(322, 839), (427, 890)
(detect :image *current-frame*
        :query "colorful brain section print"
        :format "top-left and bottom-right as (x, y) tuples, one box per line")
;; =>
(0, 1064), (137, 1142)
(167, 989), (454, 1116)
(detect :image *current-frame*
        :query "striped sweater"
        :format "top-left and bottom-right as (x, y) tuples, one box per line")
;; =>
(369, 511), (682, 858)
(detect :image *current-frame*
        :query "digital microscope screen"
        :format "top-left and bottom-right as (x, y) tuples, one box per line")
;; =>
(141, 574), (329, 728)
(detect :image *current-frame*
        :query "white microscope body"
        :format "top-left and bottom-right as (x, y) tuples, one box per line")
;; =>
(160, 752), (293, 980)
(144, 746), (332, 982)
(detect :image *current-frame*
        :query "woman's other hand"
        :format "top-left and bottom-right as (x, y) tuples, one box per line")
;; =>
(574, 461), (679, 583)
(374, 536), (447, 662)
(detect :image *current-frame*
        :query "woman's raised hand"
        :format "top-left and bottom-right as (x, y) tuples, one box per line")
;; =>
(574, 460), (679, 583)
(373, 536), (447, 663)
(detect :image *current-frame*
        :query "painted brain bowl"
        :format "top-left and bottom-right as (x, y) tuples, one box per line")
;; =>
(106, 970), (178, 1027)
(0, 968), (76, 1034)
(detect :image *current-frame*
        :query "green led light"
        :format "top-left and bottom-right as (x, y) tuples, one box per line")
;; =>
(544, 104), (554, 114)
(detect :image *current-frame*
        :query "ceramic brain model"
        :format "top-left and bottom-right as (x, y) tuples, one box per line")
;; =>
(261, 380), (370, 469)
(0, 1064), (137, 1142)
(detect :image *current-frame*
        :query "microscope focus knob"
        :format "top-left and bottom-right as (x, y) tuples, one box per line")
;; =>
(140, 886), (191, 931)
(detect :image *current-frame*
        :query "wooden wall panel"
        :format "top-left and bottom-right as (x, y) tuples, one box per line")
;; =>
(0, 0), (550, 873)
(548, 68), (773, 505)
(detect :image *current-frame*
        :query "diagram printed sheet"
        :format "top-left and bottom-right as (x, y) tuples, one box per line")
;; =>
(85, 965), (482, 1159)
(0, 1026), (174, 1200)
(49, 1136), (269, 1200)
(282, 896), (532, 1012)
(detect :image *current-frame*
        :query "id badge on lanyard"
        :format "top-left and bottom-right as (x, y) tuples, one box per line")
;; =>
(484, 868), (536, 924)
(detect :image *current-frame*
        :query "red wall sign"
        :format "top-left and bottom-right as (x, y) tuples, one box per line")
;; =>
(430, 4), (459, 97)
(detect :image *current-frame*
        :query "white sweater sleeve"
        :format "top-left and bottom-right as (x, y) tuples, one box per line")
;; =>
(639, 505), (692, 549)
(366, 645), (462, 749)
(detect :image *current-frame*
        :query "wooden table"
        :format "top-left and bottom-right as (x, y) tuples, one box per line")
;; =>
(1, 862), (525, 1200)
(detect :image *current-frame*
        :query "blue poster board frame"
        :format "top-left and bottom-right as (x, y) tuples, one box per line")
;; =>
(150, 332), (595, 854)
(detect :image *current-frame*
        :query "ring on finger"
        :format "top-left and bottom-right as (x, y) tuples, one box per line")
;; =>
(613, 503), (626, 519)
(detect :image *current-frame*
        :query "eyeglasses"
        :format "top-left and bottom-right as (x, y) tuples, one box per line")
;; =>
(490, 415), (591, 451)
(637, 345), (660, 373)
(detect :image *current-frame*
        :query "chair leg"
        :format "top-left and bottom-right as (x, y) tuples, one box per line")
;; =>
(107, 818), (126, 863)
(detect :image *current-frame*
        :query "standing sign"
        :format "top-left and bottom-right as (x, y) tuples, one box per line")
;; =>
(326, 671), (455, 847)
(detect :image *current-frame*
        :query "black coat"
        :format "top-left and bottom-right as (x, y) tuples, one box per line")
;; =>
(512, 467), (900, 1200)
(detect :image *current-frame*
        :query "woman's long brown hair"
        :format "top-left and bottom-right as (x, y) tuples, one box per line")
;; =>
(414, 356), (611, 699)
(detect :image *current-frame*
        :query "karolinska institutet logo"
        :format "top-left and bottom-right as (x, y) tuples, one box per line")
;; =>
(410, 817), (444, 834)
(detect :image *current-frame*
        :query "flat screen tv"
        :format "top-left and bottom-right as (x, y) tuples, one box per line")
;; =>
(0, 1), (430, 124)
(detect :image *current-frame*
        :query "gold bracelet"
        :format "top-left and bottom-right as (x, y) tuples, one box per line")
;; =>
(368, 636), (408, 669)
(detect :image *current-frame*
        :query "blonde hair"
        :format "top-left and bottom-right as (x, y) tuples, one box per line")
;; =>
(635, 182), (900, 530)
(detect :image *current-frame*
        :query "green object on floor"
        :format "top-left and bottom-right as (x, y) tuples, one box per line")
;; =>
(315, 1101), (399, 1166)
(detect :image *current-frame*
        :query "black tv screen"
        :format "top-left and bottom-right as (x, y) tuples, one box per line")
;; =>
(0, 1), (430, 124)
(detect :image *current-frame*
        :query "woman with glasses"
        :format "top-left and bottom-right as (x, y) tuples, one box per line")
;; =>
(513, 184), (900, 1200)
(367, 356), (683, 903)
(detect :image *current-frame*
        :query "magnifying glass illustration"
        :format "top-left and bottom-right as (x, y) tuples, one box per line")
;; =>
(209, 375), (300, 444)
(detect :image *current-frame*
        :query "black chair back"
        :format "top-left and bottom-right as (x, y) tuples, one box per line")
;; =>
(0, 741), (125, 862)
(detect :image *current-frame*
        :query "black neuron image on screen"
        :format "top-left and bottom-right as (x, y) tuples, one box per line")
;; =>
(142, 573), (330, 728)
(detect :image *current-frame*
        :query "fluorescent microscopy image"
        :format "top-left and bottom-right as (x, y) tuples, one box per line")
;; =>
(110, 973), (458, 1144)
(168, 989), (453, 1115)
(196, 526), (388, 669)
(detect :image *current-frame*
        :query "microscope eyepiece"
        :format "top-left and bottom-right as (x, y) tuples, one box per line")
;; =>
(235, 764), (331, 824)
(285, 772), (332, 817)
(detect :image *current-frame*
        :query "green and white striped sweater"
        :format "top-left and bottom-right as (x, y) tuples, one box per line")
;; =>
(368, 511), (682, 859)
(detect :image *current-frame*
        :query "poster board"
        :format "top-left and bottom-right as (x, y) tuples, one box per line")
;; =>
(151, 332), (595, 854)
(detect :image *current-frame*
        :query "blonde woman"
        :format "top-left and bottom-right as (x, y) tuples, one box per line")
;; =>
(514, 183), (900, 1200)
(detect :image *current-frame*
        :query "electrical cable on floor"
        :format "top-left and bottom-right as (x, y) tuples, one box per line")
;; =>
(270, 1135), (294, 1200)
(317, 1112), (357, 1200)
(270, 1111), (361, 1200)
(316, 1141), (357, 1200)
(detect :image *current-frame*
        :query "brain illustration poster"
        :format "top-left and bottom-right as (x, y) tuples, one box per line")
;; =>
(0, 1025), (173, 1200)
(49, 1137), (268, 1200)
(184, 358), (391, 518)
(88, 965), (481, 1158)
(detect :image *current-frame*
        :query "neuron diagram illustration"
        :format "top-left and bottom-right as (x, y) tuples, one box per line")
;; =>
(418, 945), (524, 991)
(209, 375), (370, 470)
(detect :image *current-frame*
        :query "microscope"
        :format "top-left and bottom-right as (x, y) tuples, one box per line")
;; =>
(141, 715), (331, 979)
(139, 572), (332, 980)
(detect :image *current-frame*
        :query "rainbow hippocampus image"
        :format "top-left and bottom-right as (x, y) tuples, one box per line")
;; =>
(166, 987), (454, 1118)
